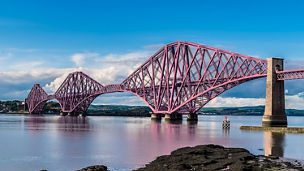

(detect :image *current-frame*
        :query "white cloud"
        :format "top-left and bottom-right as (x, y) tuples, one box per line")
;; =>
(70, 53), (99, 67)
(92, 93), (146, 106)
(44, 70), (72, 92)
(286, 92), (304, 110)
(0, 68), (68, 100)
(203, 92), (304, 110)
(0, 68), (64, 84)
(44, 50), (153, 93)
(205, 97), (265, 108)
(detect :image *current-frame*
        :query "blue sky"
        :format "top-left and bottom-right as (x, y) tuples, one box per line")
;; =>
(1, 0), (304, 108)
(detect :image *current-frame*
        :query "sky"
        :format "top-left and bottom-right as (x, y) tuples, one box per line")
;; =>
(1, 0), (304, 109)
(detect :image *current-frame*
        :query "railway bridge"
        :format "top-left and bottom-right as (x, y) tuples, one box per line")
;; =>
(25, 41), (304, 126)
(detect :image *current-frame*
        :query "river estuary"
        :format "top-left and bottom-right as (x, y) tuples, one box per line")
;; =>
(0, 114), (303, 171)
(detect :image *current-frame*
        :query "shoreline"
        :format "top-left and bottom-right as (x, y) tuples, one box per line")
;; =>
(3, 112), (304, 117)
(72, 144), (304, 171)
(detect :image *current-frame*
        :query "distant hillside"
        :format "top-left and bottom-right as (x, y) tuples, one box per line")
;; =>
(1, 100), (304, 116)
(88, 105), (304, 116)
(87, 105), (151, 116)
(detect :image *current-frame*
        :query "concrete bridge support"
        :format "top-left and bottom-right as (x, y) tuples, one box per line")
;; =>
(151, 113), (162, 120)
(187, 113), (198, 121)
(262, 58), (287, 127)
(165, 113), (182, 120)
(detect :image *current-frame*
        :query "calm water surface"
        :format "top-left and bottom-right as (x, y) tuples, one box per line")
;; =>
(0, 114), (304, 171)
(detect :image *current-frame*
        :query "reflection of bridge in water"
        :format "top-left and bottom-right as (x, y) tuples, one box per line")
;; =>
(25, 41), (304, 126)
(24, 115), (90, 132)
(264, 131), (285, 157)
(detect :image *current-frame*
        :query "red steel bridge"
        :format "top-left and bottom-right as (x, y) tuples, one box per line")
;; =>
(25, 41), (304, 125)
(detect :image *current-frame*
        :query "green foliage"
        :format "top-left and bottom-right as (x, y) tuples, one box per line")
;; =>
(0, 100), (22, 112)
(87, 105), (151, 116)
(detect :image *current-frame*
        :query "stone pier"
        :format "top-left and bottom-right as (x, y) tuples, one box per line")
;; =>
(262, 58), (287, 127)
(186, 113), (198, 121)
(151, 113), (162, 120)
(165, 113), (182, 120)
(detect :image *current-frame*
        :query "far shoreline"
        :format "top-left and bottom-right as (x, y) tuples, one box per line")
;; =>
(2, 112), (304, 117)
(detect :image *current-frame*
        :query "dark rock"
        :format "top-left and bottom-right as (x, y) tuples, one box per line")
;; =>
(76, 165), (108, 171)
(134, 144), (304, 171)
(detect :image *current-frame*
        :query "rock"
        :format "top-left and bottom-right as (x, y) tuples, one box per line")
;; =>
(76, 165), (108, 171)
(134, 144), (304, 171)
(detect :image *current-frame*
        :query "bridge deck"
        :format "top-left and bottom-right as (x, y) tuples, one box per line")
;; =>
(276, 69), (304, 80)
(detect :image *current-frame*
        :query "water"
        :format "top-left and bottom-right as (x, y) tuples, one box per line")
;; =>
(0, 114), (304, 171)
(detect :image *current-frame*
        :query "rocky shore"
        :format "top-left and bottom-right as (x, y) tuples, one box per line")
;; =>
(47, 144), (304, 171)
(135, 144), (304, 171)
(75, 165), (108, 171)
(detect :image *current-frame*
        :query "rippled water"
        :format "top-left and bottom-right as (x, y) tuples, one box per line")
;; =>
(0, 114), (304, 171)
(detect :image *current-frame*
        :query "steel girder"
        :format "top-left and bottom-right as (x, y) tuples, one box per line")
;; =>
(276, 69), (304, 80)
(25, 72), (124, 114)
(121, 41), (268, 114)
(29, 41), (304, 115)
(26, 84), (49, 114)
(54, 72), (104, 114)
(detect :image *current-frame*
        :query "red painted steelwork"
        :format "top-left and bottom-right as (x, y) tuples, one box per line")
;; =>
(121, 41), (267, 114)
(26, 84), (49, 114)
(54, 72), (104, 114)
(276, 69), (304, 80)
(26, 41), (275, 114)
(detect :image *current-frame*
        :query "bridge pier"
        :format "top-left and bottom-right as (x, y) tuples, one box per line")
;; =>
(151, 113), (162, 120)
(79, 112), (86, 117)
(262, 58), (287, 127)
(186, 113), (198, 121)
(60, 111), (86, 116)
(165, 113), (182, 120)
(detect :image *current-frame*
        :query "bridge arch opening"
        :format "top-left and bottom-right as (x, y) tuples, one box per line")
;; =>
(30, 99), (63, 114)
(86, 92), (151, 116)
(43, 100), (62, 114)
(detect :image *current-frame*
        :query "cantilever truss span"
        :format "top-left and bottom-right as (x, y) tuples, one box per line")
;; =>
(26, 84), (49, 114)
(25, 41), (304, 115)
(121, 42), (267, 114)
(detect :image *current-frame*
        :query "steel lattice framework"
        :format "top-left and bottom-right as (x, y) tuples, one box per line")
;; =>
(276, 69), (304, 80)
(25, 41), (304, 115)
(26, 84), (49, 114)
(54, 72), (104, 114)
(121, 42), (267, 114)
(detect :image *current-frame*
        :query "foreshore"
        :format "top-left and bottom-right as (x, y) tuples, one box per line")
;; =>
(71, 144), (304, 171)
